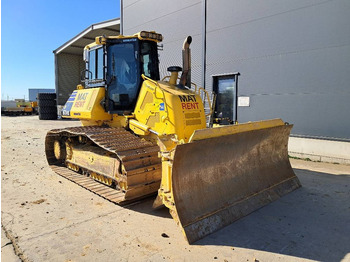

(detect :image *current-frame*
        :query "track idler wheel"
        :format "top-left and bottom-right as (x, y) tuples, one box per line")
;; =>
(54, 140), (66, 160)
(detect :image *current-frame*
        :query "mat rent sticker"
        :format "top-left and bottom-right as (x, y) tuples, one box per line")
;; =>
(178, 95), (199, 110)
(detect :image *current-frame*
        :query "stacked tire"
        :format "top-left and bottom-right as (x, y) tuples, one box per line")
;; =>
(38, 93), (57, 120)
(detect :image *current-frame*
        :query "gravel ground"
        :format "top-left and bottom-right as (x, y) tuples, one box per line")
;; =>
(1, 115), (350, 262)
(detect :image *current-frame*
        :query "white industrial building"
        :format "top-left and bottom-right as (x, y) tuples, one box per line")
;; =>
(54, 2), (350, 164)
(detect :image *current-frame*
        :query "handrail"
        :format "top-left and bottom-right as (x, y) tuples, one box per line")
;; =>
(161, 75), (198, 92)
(161, 75), (171, 81)
(198, 87), (213, 117)
(160, 74), (214, 118)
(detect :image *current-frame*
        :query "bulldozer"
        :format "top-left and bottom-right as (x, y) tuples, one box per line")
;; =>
(45, 31), (301, 243)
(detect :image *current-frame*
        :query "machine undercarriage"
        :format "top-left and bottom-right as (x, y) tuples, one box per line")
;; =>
(46, 126), (161, 204)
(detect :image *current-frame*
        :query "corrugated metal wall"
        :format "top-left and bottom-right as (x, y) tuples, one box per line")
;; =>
(123, 0), (203, 85)
(205, 0), (350, 140)
(56, 53), (85, 105)
(123, 0), (350, 140)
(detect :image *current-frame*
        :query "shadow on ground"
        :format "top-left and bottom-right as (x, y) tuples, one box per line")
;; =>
(107, 167), (350, 261)
(126, 197), (172, 219)
(193, 168), (350, 261)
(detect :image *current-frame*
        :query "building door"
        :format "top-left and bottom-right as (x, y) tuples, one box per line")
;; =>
(212, 73), (239, 125)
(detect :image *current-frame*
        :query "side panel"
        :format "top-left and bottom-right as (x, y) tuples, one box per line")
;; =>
(134, 80), (206, 142)
(62, 88), (111, 121)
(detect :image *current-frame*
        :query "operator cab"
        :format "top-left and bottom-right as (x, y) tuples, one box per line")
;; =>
(83, 32), (161, 114)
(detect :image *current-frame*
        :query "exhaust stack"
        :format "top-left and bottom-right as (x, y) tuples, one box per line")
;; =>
(180, 36), (192, 87)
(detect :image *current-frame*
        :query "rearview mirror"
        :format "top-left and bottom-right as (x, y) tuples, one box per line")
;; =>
(83, 49), (89, 62)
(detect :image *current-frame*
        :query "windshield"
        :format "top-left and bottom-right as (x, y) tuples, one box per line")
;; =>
(107, 40), (140, 112)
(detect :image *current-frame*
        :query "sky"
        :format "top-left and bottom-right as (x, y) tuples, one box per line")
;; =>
(1, 0), (120, 100)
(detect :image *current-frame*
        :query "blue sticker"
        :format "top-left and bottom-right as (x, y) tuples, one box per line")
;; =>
(67, 91), (77, 101)
(159, 103), (165, 111)
(62, 91), (78, 116)
(62, 102), (73, 116)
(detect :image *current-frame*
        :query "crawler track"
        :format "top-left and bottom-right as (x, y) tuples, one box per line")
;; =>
(45, 126), (161, 205)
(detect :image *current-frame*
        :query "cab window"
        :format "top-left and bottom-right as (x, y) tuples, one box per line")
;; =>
(88, 47), (104, 81)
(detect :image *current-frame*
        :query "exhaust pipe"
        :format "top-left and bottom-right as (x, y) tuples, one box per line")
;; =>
(180, 36), (192, 87)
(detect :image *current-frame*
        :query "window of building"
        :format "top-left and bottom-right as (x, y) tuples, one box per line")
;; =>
(212, 73), (239, 124)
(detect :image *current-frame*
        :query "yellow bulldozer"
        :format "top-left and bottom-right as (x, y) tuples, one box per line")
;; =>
(45, 31), (301, 243)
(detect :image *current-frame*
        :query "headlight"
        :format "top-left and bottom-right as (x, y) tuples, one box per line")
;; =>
(139, 31), (163, 42)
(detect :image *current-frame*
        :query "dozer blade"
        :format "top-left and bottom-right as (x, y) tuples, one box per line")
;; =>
(170, 119), (301, 243)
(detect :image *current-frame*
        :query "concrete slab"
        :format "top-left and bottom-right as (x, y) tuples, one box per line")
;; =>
(2, 227), (20, 262)
(1, 116), (350, 261)
(289, 136), (350, 165)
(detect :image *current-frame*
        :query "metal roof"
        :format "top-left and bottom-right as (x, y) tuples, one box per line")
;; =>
(53, 18), (120, 55)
